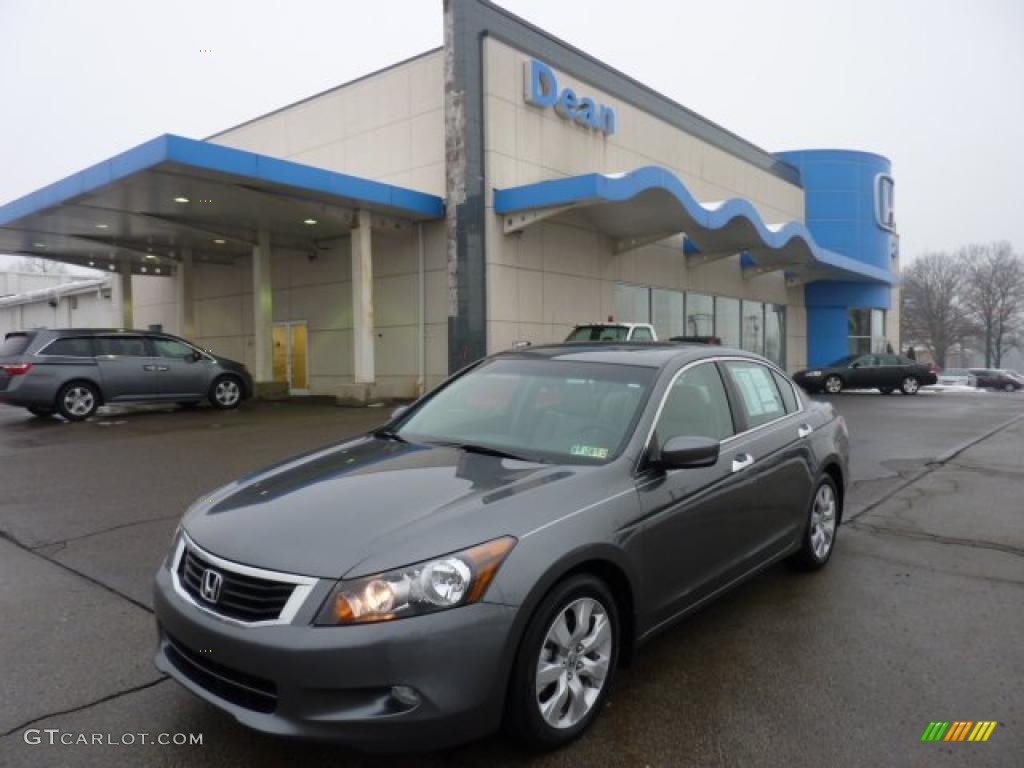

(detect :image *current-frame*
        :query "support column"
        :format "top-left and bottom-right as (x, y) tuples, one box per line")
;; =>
(252, 229), (273, 383)
(351, 209), (375, 385)
(119, 256), (134, 329)
(176, 247), (196, 339)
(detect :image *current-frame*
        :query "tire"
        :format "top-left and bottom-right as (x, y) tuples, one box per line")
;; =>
(507, 574), (619, 750)
(823, 375), (843, 395)
(56, 381), (100, 421)
(900, 376), (920, 395)
(789, 476), (840, 571)
(209, 375), (243, 409)
(26, 406), (54, 418)
(1005, 383), (1016, 393)
(878, 387), (894, 395)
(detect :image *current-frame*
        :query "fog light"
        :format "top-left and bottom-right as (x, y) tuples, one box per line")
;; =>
(390, 685), (421, 708)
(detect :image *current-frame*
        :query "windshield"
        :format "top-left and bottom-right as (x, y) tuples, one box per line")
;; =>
(395, 359), (657, 464)
(567, 325), (629, 342)
(826, 355), (860, 368)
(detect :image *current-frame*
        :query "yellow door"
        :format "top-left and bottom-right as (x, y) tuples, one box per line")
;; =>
(289, 323), (308, 391)
(272, 325), (289, 385)
(272, 322), (309, 393)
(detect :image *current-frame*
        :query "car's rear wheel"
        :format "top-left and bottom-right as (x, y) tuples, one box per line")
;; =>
(26, 406), (54, 418)
(56, 381), (99, 421)
(823, 375), (843, 394)
(878, 387), (894, 395)
(900, 376), (920, 395)
(507, 574), (619, 750)
(790, 476), (839, 571)
(209, 375), (243, 409)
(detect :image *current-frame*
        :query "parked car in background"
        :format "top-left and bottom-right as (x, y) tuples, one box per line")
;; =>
(793, 353), (937, 395)
(0, 329), (253, 421)
(936, 368), (978, 387)
(565, 322), (657, 342)
(968, 368), (1023, 392)
(154, 343), (849, 751)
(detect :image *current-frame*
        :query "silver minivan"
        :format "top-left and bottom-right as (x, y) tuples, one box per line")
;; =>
(0, 329), (253, 420)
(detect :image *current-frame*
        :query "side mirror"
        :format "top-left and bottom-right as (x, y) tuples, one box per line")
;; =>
(390, 405), (409, 421)
(190, 351), (203, 363)
(656, 436), (720, 469)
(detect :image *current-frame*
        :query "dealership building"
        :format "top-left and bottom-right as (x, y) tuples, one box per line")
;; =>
(0, 0), (899, 401)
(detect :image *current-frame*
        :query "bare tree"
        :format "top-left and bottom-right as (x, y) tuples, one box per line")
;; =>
(961, 242), (1024, 367)
(900, 252), (970, 368)
(11, 256), (68, 274)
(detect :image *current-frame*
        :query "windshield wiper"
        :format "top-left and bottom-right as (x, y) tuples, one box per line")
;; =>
(372, 428), (408, 444)
(432, 441), (543, 463)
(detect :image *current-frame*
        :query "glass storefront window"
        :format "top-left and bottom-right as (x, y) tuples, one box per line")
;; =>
(684, 293), (714, 337)
(652, 289), (684, 339)
(765, 304), (785, 368)
(614, 283), (650, 324)
(741, 300), (764, 355)
(849, 308), (886, 355)
(715, 297), (740, 347)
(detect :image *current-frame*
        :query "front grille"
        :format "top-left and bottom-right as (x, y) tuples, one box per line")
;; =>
(178, 546), (296, 623)
(164, 632), (278, 713)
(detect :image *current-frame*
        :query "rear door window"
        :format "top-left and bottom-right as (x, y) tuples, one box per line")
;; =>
(94, 336), (150, 357)
(772, 370), (799, 413)
(723, 361), (787, 429)
(0, 333), (33, 356)
(42, 337), (94, 357)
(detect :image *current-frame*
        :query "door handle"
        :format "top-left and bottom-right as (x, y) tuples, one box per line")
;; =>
(731, 453), (754, 473)
(156, 366), (170, 372)
(797, 423), (813, 438)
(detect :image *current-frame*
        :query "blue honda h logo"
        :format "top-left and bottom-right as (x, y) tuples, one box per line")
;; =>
(200, 569), (223, 603)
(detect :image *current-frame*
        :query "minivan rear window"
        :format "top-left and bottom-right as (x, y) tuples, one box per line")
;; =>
(0, 333), (33, 357)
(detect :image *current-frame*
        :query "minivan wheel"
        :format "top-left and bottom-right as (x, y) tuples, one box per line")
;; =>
(507, 574), (619, 750)
(823, 375), (843, 394)
(790, 477), (839, 571)
(209, 376), (242, 409)
(56, 382), (99, 421)
(900, 376), (920, 395)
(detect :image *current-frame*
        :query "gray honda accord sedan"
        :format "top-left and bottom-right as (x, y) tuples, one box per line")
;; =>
(153, 343), (849, 751)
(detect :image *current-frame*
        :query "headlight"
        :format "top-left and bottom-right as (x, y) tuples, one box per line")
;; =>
(805, 370), (823, 377)
(315, 537), (517, 625)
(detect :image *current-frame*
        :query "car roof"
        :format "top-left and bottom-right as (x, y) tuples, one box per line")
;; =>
(42, 328), (176, 337)
(492, 342), (760, 369)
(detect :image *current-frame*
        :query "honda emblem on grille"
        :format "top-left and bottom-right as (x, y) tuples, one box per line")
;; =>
(200, 569), (223, 603)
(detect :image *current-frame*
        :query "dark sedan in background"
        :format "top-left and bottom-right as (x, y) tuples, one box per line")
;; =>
(0, 329), (252, 420)
(968, 368), (1023, 392)
(154, 343), (849, 751)
(793, 353), (937, 395)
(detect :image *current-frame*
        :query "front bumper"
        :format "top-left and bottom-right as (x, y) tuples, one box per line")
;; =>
(153, 566), (518, 750)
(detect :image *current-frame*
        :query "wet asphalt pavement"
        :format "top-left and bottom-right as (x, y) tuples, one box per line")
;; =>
(0, 389), (1021, 767)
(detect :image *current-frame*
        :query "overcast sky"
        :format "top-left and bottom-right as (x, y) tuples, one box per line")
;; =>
(1, 0), (1022, 266)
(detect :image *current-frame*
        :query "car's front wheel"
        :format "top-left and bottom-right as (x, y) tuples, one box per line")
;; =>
(1004, 383), (1016, 393)
(790, 476), (839, 571)
(823, 375), (843, 394)
(900, 376), (920, 395)
(56, 381), (99, 421)
(209, 375), (243, 409)
(507, 574), (619, 750)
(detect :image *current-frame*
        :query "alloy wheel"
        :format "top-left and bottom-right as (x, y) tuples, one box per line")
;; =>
(214, 378), (240, 407)
(63, 386), (95, 418)
(901, 376), (919, 394)
(824, 375), (842, 394)
(535, 597), (613, 729)
(809, 483), (837, 561)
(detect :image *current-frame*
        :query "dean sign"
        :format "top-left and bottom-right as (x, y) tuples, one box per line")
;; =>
(524, 59), (617, 136)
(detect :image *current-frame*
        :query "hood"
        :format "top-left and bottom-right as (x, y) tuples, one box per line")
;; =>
(182, 436), (587, 579)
